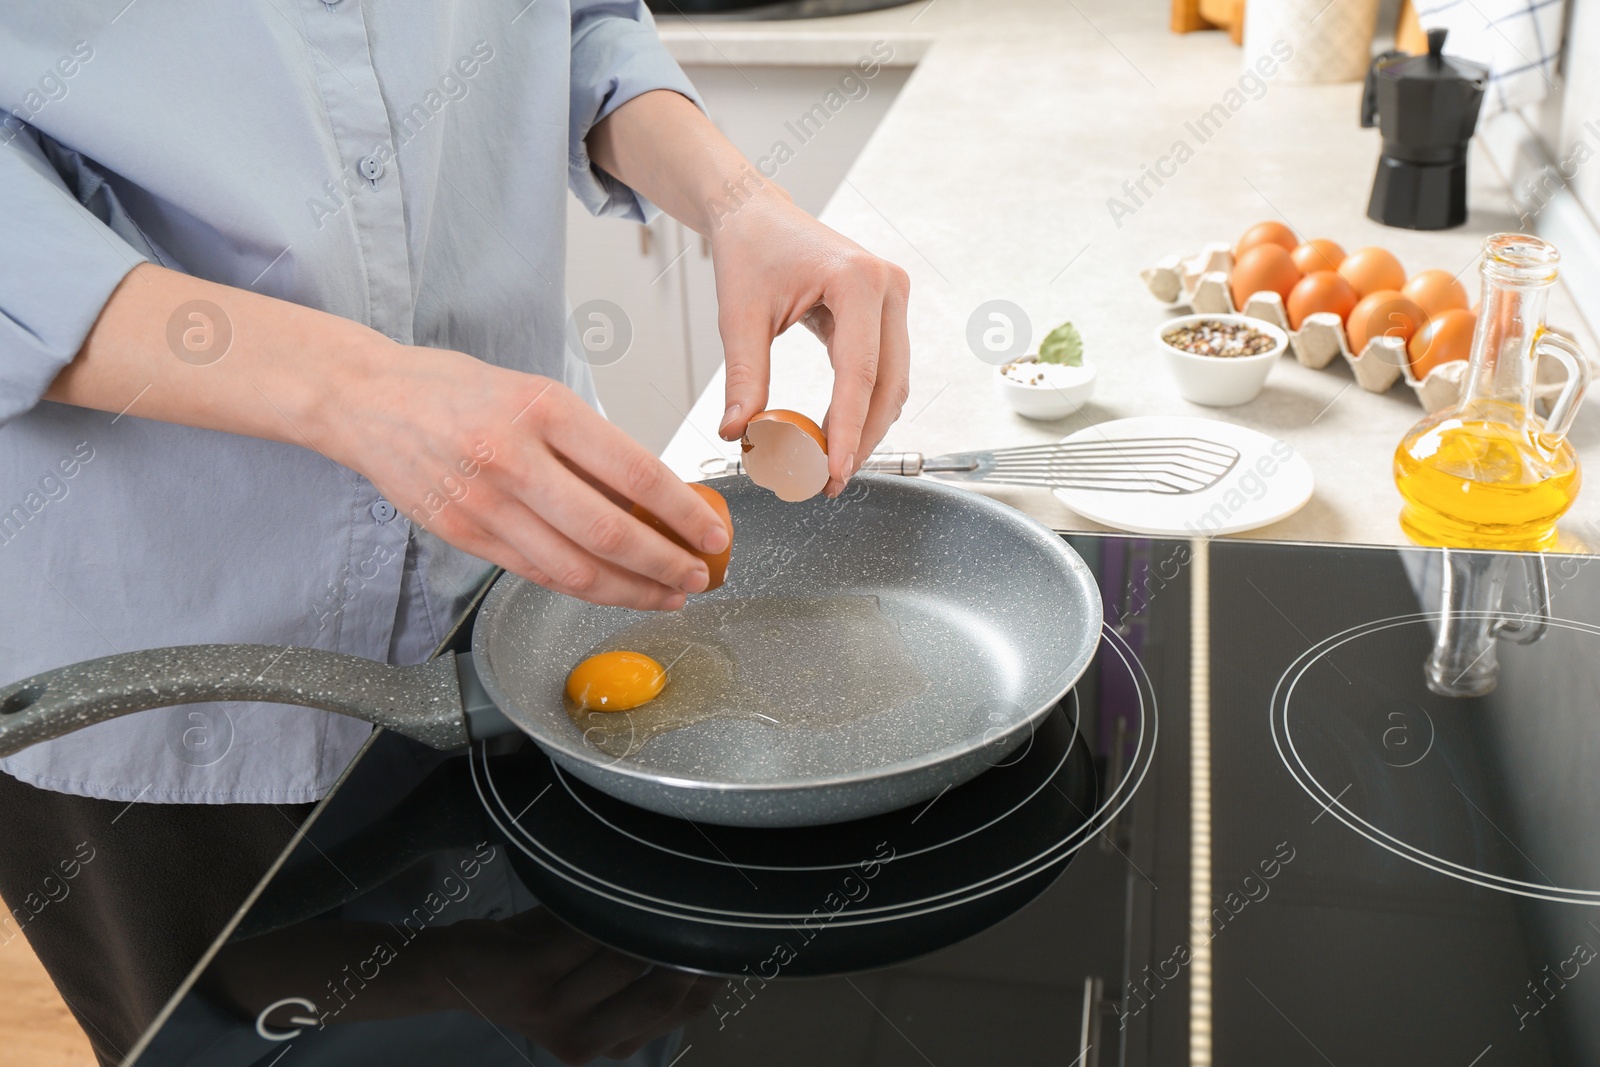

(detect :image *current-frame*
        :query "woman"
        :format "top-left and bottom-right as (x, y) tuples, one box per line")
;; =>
(0, 3), (909, 1062)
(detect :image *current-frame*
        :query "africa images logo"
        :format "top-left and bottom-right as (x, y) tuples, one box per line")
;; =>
(167, 704), (235, 767)
(165, 300), (233, 366)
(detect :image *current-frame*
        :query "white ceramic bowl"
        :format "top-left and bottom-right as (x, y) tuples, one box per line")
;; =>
(1154, 313), (1287, 407)
(994, 356), (1098, 420)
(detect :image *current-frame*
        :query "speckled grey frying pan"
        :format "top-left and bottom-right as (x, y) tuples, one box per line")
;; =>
(0, 476), (1101, 827)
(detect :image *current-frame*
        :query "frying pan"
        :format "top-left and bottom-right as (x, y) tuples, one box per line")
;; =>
(0, 476), (1101, 827)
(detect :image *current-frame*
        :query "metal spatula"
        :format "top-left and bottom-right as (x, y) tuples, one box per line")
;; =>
(701, 436), (1241, 495)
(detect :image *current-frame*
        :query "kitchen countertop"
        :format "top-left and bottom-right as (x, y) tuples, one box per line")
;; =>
(654, 0), (1600, 551)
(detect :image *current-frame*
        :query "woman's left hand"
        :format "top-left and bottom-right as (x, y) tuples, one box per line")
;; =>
(708, 187), (911, 497)
(586, 89), (911, 497)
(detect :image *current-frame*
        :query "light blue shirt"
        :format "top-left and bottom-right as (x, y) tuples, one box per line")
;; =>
(0, 1), (699, 802)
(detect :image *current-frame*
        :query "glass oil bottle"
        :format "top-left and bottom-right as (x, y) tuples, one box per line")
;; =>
(1394, 234), (1591, 551)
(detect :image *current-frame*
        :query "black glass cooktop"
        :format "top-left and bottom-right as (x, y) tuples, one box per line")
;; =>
(125, 535), (1600, 1066)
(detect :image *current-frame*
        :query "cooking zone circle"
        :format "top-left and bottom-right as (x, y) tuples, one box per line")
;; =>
(1273, 611), (1600, 906)
(473, 623), (1156, 930)
(547, 694), (1057, 876)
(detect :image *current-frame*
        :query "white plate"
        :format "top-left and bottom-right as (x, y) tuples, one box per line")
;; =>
(1050, 416), (1313, 537)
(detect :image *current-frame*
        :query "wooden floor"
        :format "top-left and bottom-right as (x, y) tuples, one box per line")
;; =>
(0, 932), (96, 1067)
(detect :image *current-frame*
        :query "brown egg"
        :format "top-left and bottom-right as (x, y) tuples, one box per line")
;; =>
(1407, 307), (1477, 379)
(741, 409), (830, 503)
(1286, 271), (1360, 330)
(1235, 221), (1299, 259)
(1290, 239), (1346, 275)
(632, 482), (733, 591)
(1230, 244), (1303, 309)
(1337, 247), (1407, 298)
(1401, 269), (1470, 318)
(1347, 290), (1427, 354)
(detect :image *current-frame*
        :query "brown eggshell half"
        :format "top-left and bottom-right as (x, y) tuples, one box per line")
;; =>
(741, 410), (830, 503)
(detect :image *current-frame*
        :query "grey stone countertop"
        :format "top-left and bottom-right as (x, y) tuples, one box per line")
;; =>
(656, 0), (1600, 552)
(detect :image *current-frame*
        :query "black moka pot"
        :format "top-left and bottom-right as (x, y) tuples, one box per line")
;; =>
(1360, 28), (1489, 230)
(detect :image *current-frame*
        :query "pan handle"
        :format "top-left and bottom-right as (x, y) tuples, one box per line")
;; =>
(0, 645), (517, 759)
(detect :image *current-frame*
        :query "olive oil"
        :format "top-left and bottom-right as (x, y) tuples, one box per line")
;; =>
(1394, 409), (1579, 551)
(1393, 234), (1591, 551)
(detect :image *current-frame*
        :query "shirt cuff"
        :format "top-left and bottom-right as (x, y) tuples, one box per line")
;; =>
(568, 0), (704, 223)
(0, 128), (148, 425)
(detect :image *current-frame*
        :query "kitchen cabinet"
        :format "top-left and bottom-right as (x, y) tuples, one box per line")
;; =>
(565, 203), (698, 456)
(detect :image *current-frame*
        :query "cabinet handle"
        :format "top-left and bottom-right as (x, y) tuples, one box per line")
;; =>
(639, 225), (652, 256)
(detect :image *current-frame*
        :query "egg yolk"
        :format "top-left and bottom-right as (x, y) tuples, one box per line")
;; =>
(565, 651), (667, 712)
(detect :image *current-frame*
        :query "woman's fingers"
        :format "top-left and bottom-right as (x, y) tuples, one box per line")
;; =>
(345, 363), (724, 613)
(541, 396), (729, 558)
(467, 491), (687, 610)
(422, 514), (553, 592)
(523, 457), (711, 594)
(819, 266), (888, 495)
(717, 301), (774, 442)
(858, 265), (912, 460)
(705, 192), (910, 497)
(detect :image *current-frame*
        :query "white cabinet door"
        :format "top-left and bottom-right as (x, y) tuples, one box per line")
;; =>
(565, 199), (696, 456)
(678, 229), (724, 399)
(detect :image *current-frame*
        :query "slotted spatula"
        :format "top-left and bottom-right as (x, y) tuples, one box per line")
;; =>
(701, 436), (1241, 495)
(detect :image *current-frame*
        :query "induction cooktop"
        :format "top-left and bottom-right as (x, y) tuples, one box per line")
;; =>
(124, 534), (1600, 1066)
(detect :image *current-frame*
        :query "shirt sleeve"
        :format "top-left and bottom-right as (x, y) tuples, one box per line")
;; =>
(567, 0), (705, 222)
(0, 127), (149, 425)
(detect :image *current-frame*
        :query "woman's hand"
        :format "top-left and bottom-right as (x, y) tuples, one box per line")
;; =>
(587, 91), (912, 498)
(53, 264), (726, 613)
(710, 188), (911, 498)
(321, 343), (729, 612)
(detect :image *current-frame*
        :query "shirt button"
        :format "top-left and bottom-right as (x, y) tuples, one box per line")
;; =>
(358, 155), (384, 181)
(370, 499), (397, 524)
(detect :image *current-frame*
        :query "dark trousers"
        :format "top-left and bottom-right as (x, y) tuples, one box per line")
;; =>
(0, 771), (313, 1066)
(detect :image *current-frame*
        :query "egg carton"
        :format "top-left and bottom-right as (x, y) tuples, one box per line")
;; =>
(1142, 247), (1466, 413)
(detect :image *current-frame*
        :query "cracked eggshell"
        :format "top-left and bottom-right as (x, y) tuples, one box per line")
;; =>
(741, 410), (830, 503)
(1141, 242), (1233, 305)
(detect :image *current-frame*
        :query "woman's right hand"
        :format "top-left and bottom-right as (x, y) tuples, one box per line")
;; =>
(51, 265), (721, 611)
(322, 343), (730, 612)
